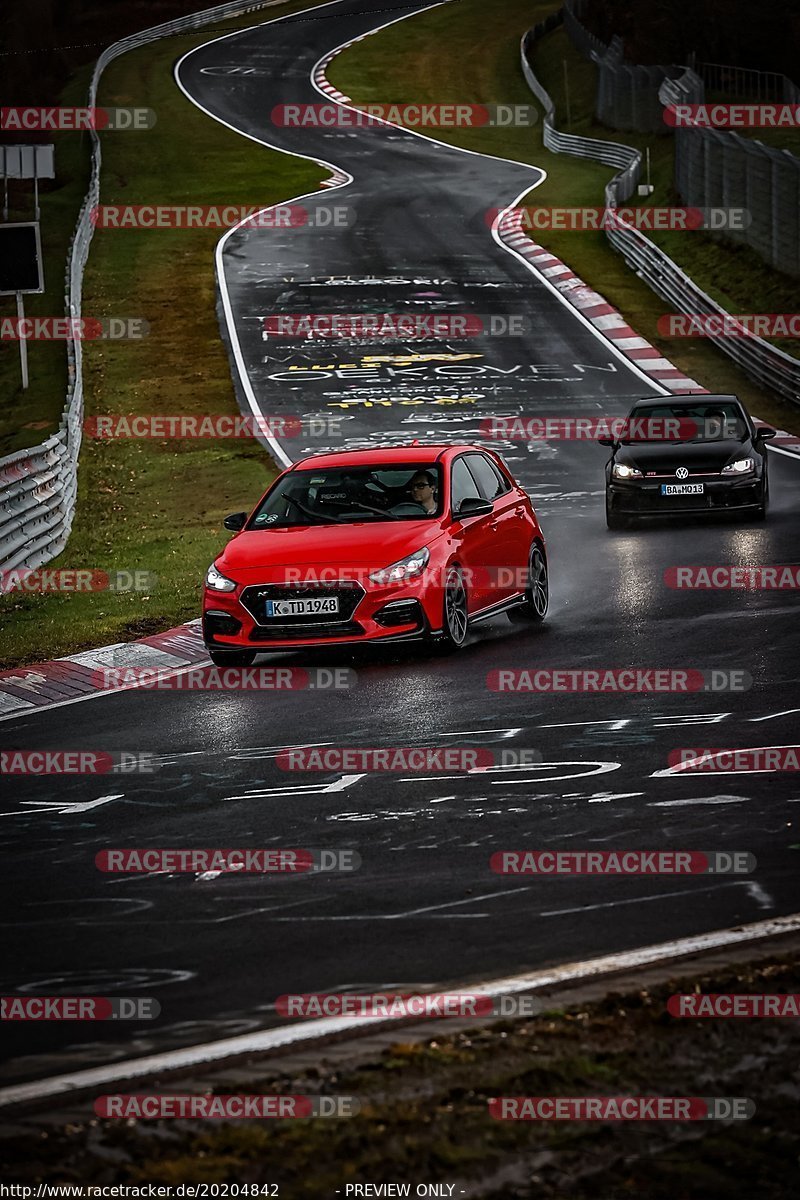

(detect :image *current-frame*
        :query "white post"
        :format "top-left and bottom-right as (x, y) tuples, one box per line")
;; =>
(16, 292), (29, 389)
(563, 59), (572, 128)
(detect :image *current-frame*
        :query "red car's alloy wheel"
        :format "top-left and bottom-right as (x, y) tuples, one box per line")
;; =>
(508, 543), (549, 623)
(440, 565), (469, 649)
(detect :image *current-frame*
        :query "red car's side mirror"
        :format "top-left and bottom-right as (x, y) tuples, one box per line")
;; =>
(223, 512), (247, 531)
(456, 497), (493, 519)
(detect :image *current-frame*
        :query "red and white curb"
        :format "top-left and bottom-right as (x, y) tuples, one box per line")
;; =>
(306, 52), (350, 187)
(312, 46), (352, 105)
(498, 208), (706, 393)
(0, 621), (208, 719)
(313, 28), (375, 106)
(321, 165), (349, 188)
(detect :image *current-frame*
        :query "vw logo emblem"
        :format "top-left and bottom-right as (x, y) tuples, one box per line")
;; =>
(676, 466), (689, 480)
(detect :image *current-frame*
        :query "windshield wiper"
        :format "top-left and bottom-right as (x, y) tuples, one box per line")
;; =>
(620, 437), (700, 445)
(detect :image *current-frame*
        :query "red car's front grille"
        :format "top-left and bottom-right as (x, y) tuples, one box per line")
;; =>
(239, 581), (365, 627)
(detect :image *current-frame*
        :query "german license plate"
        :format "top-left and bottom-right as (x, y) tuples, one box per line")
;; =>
(661, 483), (704, 496)
(265, 597), (339, 617)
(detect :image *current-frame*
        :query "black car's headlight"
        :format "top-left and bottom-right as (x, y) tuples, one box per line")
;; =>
(205, 563), (237, 592)
(612, 463), (643, 480)
(722, 457), (755, 475)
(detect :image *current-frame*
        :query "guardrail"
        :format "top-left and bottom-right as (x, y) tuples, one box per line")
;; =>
(520, 18), (800, 409)
(697, 61), (800, 105)
(521, 22), (641, 202)
(565, 0), (800, 281)
(658, 69), (706, 110)
(0, 0), (279, 573)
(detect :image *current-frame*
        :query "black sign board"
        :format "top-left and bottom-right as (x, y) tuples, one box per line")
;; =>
(0, 222), (44, 294)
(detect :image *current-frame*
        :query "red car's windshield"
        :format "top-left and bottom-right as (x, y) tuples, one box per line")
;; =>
(249, 463), (444, 528)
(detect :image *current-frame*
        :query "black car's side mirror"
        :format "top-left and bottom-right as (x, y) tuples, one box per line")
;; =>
(598, 436), (618, 448)
(457, 496), (493, 519)
(223, 511), (247, 531)
(758, 427), (777, 440)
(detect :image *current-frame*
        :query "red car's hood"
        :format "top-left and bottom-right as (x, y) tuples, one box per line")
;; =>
(219, 520), (443, 578)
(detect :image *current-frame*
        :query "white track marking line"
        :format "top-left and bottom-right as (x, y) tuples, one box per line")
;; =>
(650, 796), (748, 807)
(381, 883), (533, 918)
(2, 912), (798, 1109)
(751, 709), (800, 722)
(1, 795), (123, 819)
(745, 881), (774, 910)
(539, 880), (744, 917)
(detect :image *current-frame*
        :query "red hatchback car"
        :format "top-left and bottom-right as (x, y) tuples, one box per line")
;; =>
(202, 444), (547, 663)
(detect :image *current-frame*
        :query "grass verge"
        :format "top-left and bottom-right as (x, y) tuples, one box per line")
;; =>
(326, 0), (800, 437)
(0, 0), (332, 669)
(3, 951), (799, 1196)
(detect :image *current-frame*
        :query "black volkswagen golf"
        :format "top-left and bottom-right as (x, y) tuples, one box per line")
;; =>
(601, 394), (775, 529)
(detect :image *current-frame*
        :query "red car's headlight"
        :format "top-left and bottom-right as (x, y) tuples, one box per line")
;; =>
(205, 562), (237, 593)
(369, 546), (430, 586)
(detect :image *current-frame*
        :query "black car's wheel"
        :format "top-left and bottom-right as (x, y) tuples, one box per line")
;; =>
(208, 649), (257, 667)
(508, 543), (548, 623)
(437, 565), (469, 651)
(605, 494), (628, 530)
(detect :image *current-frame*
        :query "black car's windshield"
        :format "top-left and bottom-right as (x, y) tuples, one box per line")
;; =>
(621, 402), (748, 443)
(249, 464), (444, 528)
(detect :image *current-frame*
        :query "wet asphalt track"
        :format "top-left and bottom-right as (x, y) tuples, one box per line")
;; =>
(1, 0), (799, 1085)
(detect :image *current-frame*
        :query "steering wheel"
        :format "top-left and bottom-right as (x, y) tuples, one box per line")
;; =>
(389, 501), (428, 516)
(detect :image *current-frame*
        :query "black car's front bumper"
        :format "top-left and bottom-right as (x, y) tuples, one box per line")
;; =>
(607, 475), (764, 516)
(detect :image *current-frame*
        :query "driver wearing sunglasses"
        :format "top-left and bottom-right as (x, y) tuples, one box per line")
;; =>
(408, 471), (438, 514)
